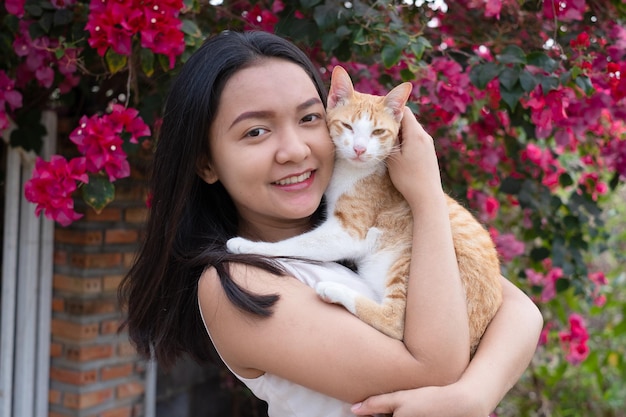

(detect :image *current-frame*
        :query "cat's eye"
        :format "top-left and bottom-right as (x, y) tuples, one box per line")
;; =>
(341, 122), (353, 131)
(372, 129), (386, 135)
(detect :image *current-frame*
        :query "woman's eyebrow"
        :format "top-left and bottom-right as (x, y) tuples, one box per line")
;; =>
(229, 97), (323, 128)
(230, 110), (273, 128)
(296, 97), (323, 111)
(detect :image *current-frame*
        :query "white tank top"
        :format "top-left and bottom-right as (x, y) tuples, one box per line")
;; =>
(199, 259), (376, 417)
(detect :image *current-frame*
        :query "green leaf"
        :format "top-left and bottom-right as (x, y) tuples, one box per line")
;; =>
(300, 0), (323, 7)
(538, 74), (560, 92)
(140, 48), (155, 77)
(575, 75), (595, 95)
(555, 278), (570, 293)
(24, 4), (44, 17)
(499, 66), (521, 90)
(53, 9), (73, 26)
(496, 45), (526, 65)
(82, 175), (115, 213)
(105, 49), (128, 73)
(381, 44), (403, 68)
(500, 83), (524, 110)
(526, 51), (559, 72)
(519, 70), (538, 92)
(530, 247), (550, 261)
(559, 172), (574, 187)
(38, 12), (54, 33)
(181, 19), (201, 36)
(400, 68), (415, 81)
(469, 62), (501, 89)
(410, 36), (431, 60)
(499, 176), (523, 195)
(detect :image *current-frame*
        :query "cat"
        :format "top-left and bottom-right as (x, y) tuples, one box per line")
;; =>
(227, 65), (503, 354)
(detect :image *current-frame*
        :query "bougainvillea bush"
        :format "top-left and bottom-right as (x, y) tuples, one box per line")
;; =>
(2, 0), (625, 415)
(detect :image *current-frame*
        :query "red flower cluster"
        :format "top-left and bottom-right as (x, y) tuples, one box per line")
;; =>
(559, 313), (590, 365)
(69, 104), (151, 182)
(242, 0), (284, 32)
(25, 104), (150, 226)
(520, 143), (566, 190)
(24, 156), (88, 226)
(607, 61), (626, 101)
(0, 70), (22, 131)
(85, 0), (185, 68)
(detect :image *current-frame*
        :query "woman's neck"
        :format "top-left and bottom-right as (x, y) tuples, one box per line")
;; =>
(238, 217), (314, 242)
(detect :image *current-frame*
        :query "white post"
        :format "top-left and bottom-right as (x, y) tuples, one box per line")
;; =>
(1, 111), (56, 417)
(0, 129), (20, 417)
(35, 110), (56, 417)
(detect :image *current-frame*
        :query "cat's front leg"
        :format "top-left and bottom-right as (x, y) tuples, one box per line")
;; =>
(315, 282), (361, 315)
(227, 237), (293, 257)
(227, 221), (370, 261)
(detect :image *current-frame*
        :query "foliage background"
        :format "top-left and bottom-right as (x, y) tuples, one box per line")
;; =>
(1, 0), (625, 415)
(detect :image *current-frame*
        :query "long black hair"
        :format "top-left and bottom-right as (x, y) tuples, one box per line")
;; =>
(119, 31), (328, 368)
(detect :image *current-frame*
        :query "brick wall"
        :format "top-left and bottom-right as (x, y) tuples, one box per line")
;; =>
(48, 153), (150, 417)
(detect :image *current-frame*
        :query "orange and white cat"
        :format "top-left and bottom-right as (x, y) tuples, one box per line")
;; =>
(227, 65), (502, 354)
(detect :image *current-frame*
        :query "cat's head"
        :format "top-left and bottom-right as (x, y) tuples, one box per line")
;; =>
(326, 66), (412, 167)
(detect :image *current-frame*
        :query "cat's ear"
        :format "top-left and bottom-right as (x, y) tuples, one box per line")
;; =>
(384, 82), (413, 123)
(327, 66), (355, 109)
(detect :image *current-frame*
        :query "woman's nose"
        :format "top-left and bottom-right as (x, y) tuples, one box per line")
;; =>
(275, 130), (311, 164)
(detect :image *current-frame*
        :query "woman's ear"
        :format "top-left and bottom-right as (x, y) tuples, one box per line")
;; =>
(197, 158), (219, 184)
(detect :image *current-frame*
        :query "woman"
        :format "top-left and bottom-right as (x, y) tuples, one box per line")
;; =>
(119, 30), (542, 417)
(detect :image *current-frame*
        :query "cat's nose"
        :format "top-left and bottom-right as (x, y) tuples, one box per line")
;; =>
(353, 146), (366, 156)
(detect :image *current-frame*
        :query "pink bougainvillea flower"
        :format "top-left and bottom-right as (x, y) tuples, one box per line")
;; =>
(559, 313), (590, 365)
(243, 4), (280, 32)
(493, 231), (525, 262)
(69, 106), (151, 182)
(485, 0), (503, 19)
(543, 0), (586, 22)
(70, 115), (129, 181)
(4, 0), (26, 17)
(85, 0), (185, 66)
(24, 156), (88, 226)
(0, 71), (23, 131)
(570, 32), (590, 49)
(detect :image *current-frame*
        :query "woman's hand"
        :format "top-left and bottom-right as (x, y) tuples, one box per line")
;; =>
(387, 107), (443, 207)
(350, 383), (484, 417)
(352, 277), (543, 417)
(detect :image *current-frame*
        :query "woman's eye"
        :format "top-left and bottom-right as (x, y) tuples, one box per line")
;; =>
(301, 114), (321, 123)
(245, 128), (267, 138)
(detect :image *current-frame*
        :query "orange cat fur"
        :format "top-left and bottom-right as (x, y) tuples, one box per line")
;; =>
(228, 66), (503, 354)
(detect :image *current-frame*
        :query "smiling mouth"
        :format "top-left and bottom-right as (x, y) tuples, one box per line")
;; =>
(273, 171), (313, 185)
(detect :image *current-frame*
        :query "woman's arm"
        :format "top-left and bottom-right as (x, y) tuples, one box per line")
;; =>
(351, 276), (544, 416)
(391, 108), (470, 380)
(199, 262), (464, 404)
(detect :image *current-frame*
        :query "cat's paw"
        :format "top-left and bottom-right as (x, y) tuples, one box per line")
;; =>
(226, 237), (261, 254)
(315, 282), (357, 314)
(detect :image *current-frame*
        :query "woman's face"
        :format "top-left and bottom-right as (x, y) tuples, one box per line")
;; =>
(201, 58), (335, 241)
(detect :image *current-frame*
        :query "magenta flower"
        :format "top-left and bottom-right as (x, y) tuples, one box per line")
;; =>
(559, 313), (590, 365)
(24, 156), (89, 226)
(69, 106), (151, 182)
(85, 0), (185, 68)
(0, 71), (23, 130)
(4, 0), (25, 17)
(493, 232), (525, 263)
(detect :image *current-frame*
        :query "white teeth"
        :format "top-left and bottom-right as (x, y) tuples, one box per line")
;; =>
(275, 171), (312, 185)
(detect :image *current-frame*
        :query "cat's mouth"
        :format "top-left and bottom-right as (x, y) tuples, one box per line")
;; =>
(272, 170), (313, 186)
